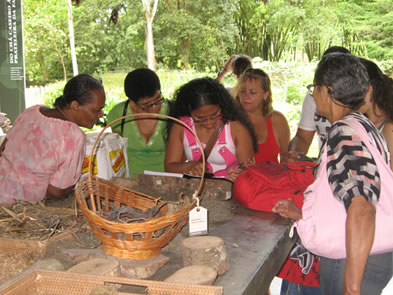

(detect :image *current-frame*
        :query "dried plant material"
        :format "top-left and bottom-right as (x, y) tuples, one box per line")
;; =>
(1, 205), (24, 223)
(0, 201), (88, 242)
(99, 200), (167, 224)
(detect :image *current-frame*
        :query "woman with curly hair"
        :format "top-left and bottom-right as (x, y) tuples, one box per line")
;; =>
(234, 68), (290, 163)
(165, 77), (256, 182)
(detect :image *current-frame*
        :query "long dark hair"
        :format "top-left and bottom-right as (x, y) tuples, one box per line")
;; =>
(54, 74), (104, 109)
(359, 58), (393, 121)
(168, 77), (258, 151)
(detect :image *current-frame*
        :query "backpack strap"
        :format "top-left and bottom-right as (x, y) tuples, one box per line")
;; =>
(203, 120), (224, 160)
(120, 100), (129, 136)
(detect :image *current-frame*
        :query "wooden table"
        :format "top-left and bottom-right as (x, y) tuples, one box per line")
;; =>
(212, 203), (296, 294)
(152, 201), (297, 295)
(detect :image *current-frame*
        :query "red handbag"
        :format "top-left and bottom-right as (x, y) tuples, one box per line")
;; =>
(233, 161), (315, 212)
(233, 160), (320, 287)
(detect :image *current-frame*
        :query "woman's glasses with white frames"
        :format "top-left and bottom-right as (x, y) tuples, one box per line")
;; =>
(192, 112), (222, 124)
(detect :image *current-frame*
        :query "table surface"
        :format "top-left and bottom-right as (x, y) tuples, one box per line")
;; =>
(152, 202), (297, 295)
(212, 204), (296, 295)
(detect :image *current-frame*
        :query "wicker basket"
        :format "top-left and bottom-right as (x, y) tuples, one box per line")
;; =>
(0, 269), (223, 295)
(75, 113), (206, 260)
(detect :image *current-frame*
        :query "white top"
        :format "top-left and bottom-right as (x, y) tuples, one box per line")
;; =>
(298, 93), (331, 148)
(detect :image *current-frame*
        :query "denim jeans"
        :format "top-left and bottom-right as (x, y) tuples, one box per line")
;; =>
(320, 252), (393, 295)
(280, 280), (321, 295)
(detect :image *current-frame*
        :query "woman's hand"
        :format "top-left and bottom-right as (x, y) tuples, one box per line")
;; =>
(223, 55), (236, 72)
(272, 199), (302, 221)
(187, 161), (207, 176)
(226, 167), (243, 182)
(287, 151), (301, 162)
(46, 184), (75, 199)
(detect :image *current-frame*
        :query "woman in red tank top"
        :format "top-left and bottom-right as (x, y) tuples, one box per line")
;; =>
(234, 68), (290, 163)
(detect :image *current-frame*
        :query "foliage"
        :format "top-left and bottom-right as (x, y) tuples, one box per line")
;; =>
(155, 0), (238, 71)
(42, 81), (67, 107)
(23, 0), (71, 84)
(351, 0), (393, 61)
(23, 0), (393, 85)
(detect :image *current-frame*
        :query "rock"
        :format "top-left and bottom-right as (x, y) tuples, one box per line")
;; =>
(119, 254), (169, 279)
(67, 258), (120, 277)
(181, 236), (229, 275)
(63, 248), (108, 263)
(31, 258), (65, 271)
(165, 265), (217, 285)
(63, 248), (169, 279)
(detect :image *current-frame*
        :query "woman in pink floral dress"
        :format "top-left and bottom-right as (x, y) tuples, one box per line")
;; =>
(0, 74), (106, 204)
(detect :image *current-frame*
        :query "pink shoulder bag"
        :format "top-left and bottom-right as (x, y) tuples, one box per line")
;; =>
(295, 117), (393, 259)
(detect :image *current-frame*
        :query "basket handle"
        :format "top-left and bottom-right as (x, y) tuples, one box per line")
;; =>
(87, 113), (206, 212)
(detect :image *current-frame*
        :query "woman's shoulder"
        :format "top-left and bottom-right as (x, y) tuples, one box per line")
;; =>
(270, 110), (287, 120)
(270, 110), (289, 127)
(229, 120), (249, 133)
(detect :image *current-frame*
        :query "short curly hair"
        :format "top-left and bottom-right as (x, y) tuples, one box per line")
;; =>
(168, 77), (258, 151)
(234, 68), (273, 116)
(124, 68), (161, 103)
(314, 53), (369, 110)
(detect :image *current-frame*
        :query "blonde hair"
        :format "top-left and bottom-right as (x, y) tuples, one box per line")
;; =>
(234, 68), (273, 116)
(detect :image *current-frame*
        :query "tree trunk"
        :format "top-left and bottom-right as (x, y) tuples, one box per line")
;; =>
(39, 49), (48, 81)
(66, 0), (78, 76)
(145, 15), (156, 70)
(142, 0), (158, 71)
(180, 38), (191, 69)
(51, 40), (67, 81)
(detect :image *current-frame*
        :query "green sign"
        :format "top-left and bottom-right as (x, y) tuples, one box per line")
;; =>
(0, 0), (25, 123)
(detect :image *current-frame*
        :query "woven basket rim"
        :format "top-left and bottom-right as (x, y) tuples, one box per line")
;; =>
(76, 176), (197, 228)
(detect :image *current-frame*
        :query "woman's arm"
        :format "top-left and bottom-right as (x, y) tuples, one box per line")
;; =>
(230, 121), (255, 165)
(164, 123), (205, 176)
(46, 184), (75, 199)
(272, 111), (290, 163)
(344, 196), (376, 295)
(0, 137), (7, 156)
(226, 121), (255, 181)
(216, 55), (235, 82)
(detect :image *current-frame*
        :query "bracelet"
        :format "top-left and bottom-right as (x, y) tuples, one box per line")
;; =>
(218, 68), (228, 75)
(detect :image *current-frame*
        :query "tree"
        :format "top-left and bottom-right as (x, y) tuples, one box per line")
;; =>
(142, 0), (159, 70)
(66, 0), (78, 76)
(155, 0), (237, 70)
(234, 0), (303, 61)
(23, 0), (70, 84)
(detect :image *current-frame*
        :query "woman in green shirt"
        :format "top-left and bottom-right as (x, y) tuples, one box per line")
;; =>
(107, 69), (170, 177)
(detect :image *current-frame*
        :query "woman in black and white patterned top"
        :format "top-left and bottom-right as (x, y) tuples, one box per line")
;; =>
(273, 53), (393, 295)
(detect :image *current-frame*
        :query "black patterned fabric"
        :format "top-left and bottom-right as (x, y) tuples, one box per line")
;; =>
(316, 112), (390, 211)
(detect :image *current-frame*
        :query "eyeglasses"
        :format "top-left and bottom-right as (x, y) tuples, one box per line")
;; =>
(306, 84), (320, 95)
(192, 112), (222, 124)
(135, 93), (164, 111)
